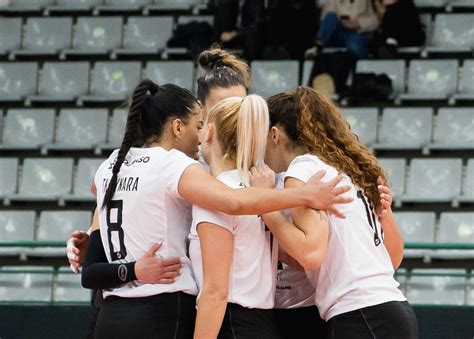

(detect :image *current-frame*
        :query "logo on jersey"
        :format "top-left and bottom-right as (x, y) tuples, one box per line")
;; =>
(108, 156), (150, 169)
(118, 264), (128, 282)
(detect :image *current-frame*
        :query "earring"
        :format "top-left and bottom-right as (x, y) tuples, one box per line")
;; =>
(175, 137), (181, 143)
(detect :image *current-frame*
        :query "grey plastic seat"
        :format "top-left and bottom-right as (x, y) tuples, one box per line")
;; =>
(98, 0), (151, 11)
(54, 267), (91, 303)
(0, 62), (38, 102)
(0, 109), (55, 150)
(148, 0), (204, 10)
(453, 60), (474, 101)
(250, 61), (299, 98)
(178, 15), (213, 26)
(408, 269), (466, 305)
(458, 159), (474, 203)
(114, 16), (173, 56)
(0, 158), (18, 197)
(356, 60), (406, 96)
(2, 0), (55, 11)
(37, 211), (91, 241)
(145, 61), (194, 92)
(451, 0), (474, 8)
(12, 17), (72, 57)
(301, 60), (313, 86)
(394, 212), (436, 243)
(427, 14), (474, 53)
(28, 62), (90, 103)
(47, 109), (108, 151)
(65, 158), (104, 201)
(99, 108), (127, 151)
(414, 0), (447, 7)
(402, 158), (463, 203)
(429, 108), (474, 150)
(437, 212), (474, 244)
(0, 18), (22, 55)
(0, 211), (35, 242)
(48, 0), (103, 11)
(80, 62), (141, 103)
(342, 108), (378, 146)
(378, 158), (406, 198)
(374, 108), (433, 150)
(10, 158), (74, 201)
(0, 266), (53, 303)
(400, 60), (458, 101)
(64, 17), (123, 56)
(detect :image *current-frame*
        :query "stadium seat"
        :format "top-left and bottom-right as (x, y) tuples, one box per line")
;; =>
(1, 0), (54, 11)
(48, 0), (102, 11)
(0, 267), (54, 303)
(53, 267), (91, 303)
(12, 17), (72, 57)
(0, 62), (38, 102)
(114, 16), (173, 57)
(356, 60), (406, 96)
(429, 108), (474, 150)
(28, 62), (90, 103)
(45, 109), (108, 151)
(0, 210), (35, 242)
(400, 60), (458, 101)
(63, 17), (123, 56)
(395, 268), (407, 294)
(64, 158), (104, 201)
(341, 108), (378, 147)
(453, 60), (474, 102)
(97, 0), (152, 11)
(0, 109), (55, 150)
(450, 0), (474, 8)
(147, 0), (205, 11)
(145, 61), (195, 92)
(37, 211), (91, 241)
(99, 108), (127, 151)
(250, 61), (299, 98)
(414, 0), (447, 7)
(437, 212), (474, 244)
(378, 158), (406, 198)
(0, 158), (19, 198)
(9, 158), (74, 201)
(373, 108), (433, 150)
(79, 62), (141, 103)
(458, 159), (474, 203)
(301, 60), (313, 86)
(402, 158), (463, 203)
(0, 18), (22, 55)
(408, 269), (467, 305)
(177, 15), (214, 26)
(394, 212), (436, 243)
(427, 14), (474, 53)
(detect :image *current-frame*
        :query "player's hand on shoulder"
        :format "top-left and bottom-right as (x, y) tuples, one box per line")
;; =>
(66, 231), (90, 274)
(376, 176), (393, 220)
(135, 242), (183, 284)
(249, 164), (276, 189)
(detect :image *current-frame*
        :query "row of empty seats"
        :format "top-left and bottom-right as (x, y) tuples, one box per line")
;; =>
(396, 269), (474, 306)
(380, 158), (473, 205)
(0, 0), (207, 12)
(0, 156), (472, 205)
(0, 266), (90, 304)
(1, 106), (472, 153)
(1, 59), (474, 103)
(344, 107), (474, 151)
(0, 210), (91, 243)
(0, 16), (215, 59)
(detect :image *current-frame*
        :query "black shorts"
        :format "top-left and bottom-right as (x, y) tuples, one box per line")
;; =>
(327, 301), (418, 339)
(94, 292), (196, 339)
(218, 303), (280, 339)
(274, 305), (328, 339)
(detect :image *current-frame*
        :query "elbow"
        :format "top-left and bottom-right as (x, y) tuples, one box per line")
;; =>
(202, 285), (229, 304)
(299, 250), (325, 271)
(224, 198), (243, 215)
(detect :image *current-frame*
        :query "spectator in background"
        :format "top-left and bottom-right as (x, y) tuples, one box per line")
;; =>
(212, 0), (266, 61)
(371, 0), (425, 57)
(306, 0), (379, 59)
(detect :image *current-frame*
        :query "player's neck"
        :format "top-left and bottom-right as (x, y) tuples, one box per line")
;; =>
(208, 149), (235, 178)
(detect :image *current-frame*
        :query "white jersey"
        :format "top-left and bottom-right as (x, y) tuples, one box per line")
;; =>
(94, 147), (199, 299)
(274, 173), (316, 309)
(189, 169), (278, 309)
(284, 155), (406, 321)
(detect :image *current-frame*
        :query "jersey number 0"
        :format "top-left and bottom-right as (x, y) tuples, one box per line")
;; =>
(106, 199), (127, 260)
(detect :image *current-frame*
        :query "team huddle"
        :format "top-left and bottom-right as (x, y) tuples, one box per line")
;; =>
(66, 47), (418, 339)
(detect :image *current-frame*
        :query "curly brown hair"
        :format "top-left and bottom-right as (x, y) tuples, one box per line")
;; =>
(267, 86), (386, 211)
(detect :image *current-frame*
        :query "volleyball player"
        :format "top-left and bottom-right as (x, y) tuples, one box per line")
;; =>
(254, 86), (417, 338)
(82, 79), (351, 338)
